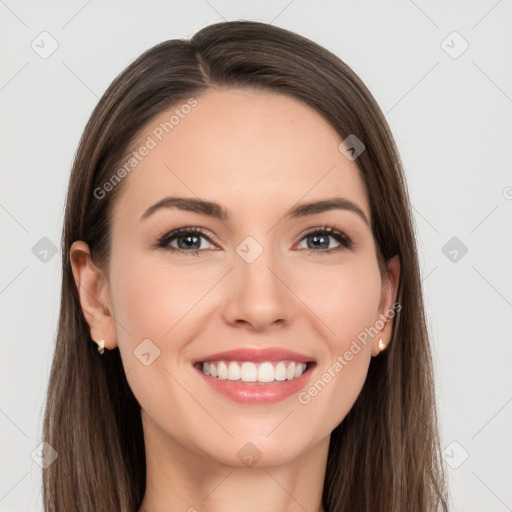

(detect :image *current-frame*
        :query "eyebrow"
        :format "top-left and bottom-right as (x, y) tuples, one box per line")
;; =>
(140, 196), (369, 226)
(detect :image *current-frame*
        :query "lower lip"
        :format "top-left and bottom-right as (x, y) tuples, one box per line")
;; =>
(194, 363), (316, 404)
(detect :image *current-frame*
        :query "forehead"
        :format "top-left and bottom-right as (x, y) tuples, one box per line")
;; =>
(112, 87), (370, 227)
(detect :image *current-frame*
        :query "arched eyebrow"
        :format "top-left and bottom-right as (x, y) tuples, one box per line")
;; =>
(284, 198), (369, 227)
(140, 196), (369, 227)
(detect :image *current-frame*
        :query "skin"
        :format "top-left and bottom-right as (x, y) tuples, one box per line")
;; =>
(71, 88), (400, 512)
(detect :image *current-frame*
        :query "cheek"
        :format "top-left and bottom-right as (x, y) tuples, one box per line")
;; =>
(294, 256), (382, 344)
(109, 251), (215, 345)
(107, 252), (213, 419)
(294, 258), (381, 413)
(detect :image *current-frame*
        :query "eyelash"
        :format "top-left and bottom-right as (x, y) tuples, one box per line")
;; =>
(154, 225), (353, 257)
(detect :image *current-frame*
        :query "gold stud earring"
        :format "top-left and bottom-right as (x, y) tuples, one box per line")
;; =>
(95, 339), (105, 354)
(378, 338), (386, 352)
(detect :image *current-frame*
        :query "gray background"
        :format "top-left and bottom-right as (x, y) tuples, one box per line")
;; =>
(1, 1), (511, 510)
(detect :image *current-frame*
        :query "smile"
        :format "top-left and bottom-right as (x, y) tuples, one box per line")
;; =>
(195, 360), (313, 383)
(193, 360), (316, 404)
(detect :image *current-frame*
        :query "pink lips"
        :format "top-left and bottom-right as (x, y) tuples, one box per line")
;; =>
(195, 366), (315, 404)
(192, 347), (316, 405)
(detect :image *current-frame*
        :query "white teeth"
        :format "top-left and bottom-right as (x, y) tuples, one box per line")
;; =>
(200, 360), (309, 383)
(258, 362), (274, 383)
(227, 361), (240, 380)
(240, 362), (258, 382)
(274, 362), (287, 381)
(217, 361), (228, 380)
(286, 362), (296, 380)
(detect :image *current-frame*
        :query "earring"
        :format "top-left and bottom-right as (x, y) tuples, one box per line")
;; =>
(378, 338), (386, 352)
(95, 339), (105, 354)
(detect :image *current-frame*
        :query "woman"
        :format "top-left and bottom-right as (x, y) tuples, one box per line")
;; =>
(42, 20), (449, 511)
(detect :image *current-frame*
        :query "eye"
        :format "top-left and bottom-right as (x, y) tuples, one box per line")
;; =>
(154, 224), (353, 257)
(155, 227), (218, 256)
(295, 225), (353, 255)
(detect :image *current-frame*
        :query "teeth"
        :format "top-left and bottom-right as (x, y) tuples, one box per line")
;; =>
(240, 361), (257, 382)
(200, 360), (309, 383)
(258, 362), (274, 383)
(287, 362), (296, 380)
(227, 361), (240, 380)
(217, 361), (228, 380)
(274, 361), (287, 381)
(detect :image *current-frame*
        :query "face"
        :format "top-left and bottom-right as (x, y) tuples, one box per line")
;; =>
(77, 88), (399, 467)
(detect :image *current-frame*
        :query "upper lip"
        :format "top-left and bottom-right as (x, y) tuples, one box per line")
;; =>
(193, 347), (315, 364)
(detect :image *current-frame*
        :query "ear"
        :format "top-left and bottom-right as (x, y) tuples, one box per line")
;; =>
(69, 241), (117, 350)
(371, 254), (401, 357)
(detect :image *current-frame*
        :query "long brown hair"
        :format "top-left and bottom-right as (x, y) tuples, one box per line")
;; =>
(42, 20), (449, 511)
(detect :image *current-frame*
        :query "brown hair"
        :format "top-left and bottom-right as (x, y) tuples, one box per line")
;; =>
(42, 20), (449, 511)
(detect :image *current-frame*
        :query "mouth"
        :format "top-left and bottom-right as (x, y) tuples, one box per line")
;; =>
(193, 360), (317, 384)
(192, 358), (317, 404)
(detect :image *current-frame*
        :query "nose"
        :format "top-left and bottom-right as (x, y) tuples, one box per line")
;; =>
(221, 243), (295, 332)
